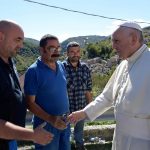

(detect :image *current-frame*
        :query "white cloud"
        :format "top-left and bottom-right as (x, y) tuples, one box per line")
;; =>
(99, 20), (123, 36)
(100, 19), (150, 36)
(132, 19), (150, 28)
(58, 33), (72, 42)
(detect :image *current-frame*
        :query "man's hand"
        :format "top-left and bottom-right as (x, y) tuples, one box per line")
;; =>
(48, 116), (67, 130)
(33, 122), (54, 145)
(68, 110), (86, 124)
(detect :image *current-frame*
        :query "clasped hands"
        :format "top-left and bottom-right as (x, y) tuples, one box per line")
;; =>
(36, 110), (86, 145)
(49, 110), (86, 130)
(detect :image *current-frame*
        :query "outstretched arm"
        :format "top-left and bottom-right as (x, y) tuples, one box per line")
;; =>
(68, 110), (87, 124)
(0, 119), (53, 145)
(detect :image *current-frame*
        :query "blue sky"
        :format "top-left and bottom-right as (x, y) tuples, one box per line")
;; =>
(1, 0), (150, 42)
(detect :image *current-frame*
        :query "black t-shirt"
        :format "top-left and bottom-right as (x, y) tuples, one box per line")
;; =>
(0, 57), (26, 126)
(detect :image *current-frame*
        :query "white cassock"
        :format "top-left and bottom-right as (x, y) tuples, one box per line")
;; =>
(83, 44), (150, 150)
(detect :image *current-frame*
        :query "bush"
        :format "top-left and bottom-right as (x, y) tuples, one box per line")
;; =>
(92, 66), (115, 97)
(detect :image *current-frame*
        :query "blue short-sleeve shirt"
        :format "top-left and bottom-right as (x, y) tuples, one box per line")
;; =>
(24, 58), (69, 125)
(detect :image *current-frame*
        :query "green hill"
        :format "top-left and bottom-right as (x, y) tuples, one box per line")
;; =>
(61, 35), (107, 53)
(15, 38), (39, 74)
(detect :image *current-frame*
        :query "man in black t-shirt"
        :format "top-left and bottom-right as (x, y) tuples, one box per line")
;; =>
(0, 20), (53, 150)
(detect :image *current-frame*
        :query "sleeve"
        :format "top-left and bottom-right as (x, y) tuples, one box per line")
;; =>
(24, 68), (38, 96)
(83, 69), (117, 121)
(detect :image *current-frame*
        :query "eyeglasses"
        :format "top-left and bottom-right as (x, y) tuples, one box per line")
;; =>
(47, 46), (61, 52)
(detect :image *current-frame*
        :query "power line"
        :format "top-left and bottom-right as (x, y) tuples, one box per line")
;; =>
(24, 0), (150, 25)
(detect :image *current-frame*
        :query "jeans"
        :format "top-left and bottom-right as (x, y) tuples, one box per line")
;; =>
(9, 140), (17, 150)
(0, 139), (17, 150)
(35, 123), (71, 150)
(74, 119), (85, 146)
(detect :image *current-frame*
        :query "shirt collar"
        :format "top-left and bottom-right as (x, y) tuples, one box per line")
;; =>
(36, 56), (43, 67)
(127, 44), (147, 64)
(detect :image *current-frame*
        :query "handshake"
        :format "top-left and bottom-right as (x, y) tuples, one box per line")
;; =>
(58, 110), (87, 128)
(34, 110), (86, 145)
(47, 110), (87, 130)
(68, 110), (87, 124)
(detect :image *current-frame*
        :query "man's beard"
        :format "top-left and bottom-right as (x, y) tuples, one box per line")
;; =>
(70, 56), (80, 63)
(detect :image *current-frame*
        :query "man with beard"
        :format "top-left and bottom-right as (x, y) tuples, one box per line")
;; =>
(24, 34), (70, 150)
(63, 42), (92, 150)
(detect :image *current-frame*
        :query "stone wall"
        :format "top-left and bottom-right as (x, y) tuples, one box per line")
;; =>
(84, 124), (115, 142)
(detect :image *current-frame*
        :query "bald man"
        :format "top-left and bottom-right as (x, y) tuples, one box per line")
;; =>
(0, 20), (53, 149)
(69, 22), (150, 150)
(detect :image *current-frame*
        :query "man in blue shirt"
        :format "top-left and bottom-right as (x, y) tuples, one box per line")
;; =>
(24, 34), (70, 150)
(63, 42), (92, 150)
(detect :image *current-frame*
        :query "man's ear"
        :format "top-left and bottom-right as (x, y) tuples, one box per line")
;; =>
(39, 47), (46, 54)
(67, 50), (70, 56)
(131, 32), (138, 45)
(0, 32), (4, 42)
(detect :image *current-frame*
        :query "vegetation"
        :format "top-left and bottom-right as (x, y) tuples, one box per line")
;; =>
(143, 26), (150, 47)
(85, 120), (116, 126)
(86, 38), (115, 59)
(92, 66), (116, 97)
(15, 38), (39, 74)
(15, 55), (37, 74)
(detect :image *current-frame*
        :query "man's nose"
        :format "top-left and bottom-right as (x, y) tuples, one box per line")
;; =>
(73, 52), (79, 56)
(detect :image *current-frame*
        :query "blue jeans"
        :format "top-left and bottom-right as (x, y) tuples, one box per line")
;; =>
(35, 123), (71, 150)
(8, 140), (17, 150)
(74, 119), (85, 146)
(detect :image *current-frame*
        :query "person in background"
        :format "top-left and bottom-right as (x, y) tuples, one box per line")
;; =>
(0, 20), (53, 150)
(68, 22), (150, 150)
(0, 119), (53, 145)
(63, 42), (92, 150)
(24, 34), (71, 150)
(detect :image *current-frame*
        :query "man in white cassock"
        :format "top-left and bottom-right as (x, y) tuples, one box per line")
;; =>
(68, 21), (150, 150)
